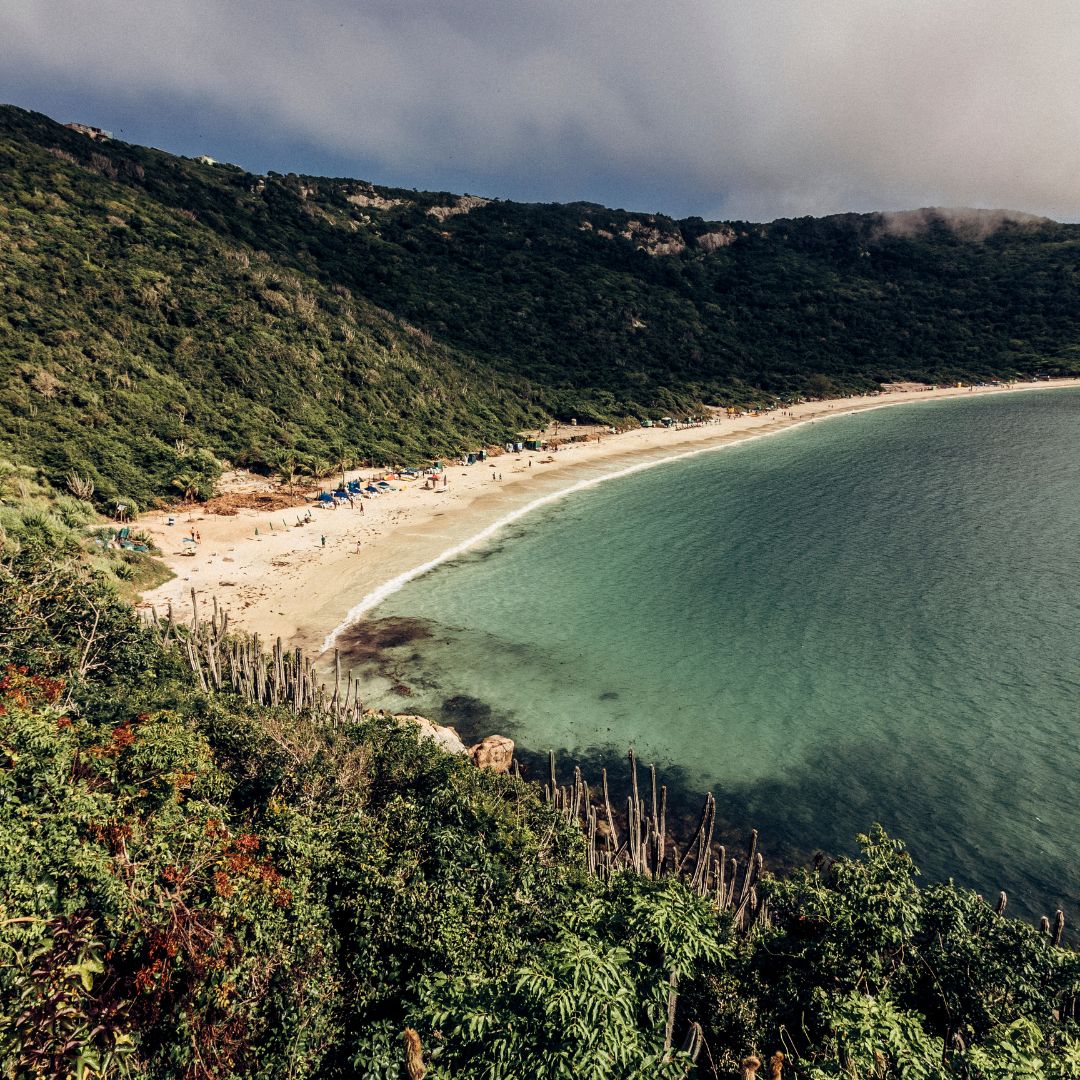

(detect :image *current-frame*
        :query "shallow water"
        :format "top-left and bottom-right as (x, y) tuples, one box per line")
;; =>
(354, 390), (1080, 919)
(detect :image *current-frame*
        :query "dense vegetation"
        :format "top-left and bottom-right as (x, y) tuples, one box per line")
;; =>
(1, 491), (1077, 1078)
(4, 104), (1080, 510)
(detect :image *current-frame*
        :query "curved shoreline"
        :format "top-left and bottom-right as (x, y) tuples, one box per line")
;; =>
(321, 378), (1080, 652)
(140, 379), (1080, 657)
(320, 409), (846, 652)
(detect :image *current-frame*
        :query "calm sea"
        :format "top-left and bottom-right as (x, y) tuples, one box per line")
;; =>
(351, 389), (1080, 919)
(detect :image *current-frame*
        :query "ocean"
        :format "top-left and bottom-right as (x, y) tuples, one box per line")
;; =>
(346, 388), (1080, 920)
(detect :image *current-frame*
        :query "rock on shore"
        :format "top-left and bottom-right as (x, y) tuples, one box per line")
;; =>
(394, 713), (515, 772)
(469, 734), (515, 773)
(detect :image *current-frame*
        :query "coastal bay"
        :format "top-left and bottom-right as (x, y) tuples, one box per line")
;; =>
(350, 383), (1080, 921)
(140, 379), (1080, 655)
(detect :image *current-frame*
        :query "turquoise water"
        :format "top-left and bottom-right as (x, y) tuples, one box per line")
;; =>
(353, 390), (1080, 919)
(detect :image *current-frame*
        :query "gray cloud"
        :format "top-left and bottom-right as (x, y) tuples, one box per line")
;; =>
(3, 0), (1079, 220)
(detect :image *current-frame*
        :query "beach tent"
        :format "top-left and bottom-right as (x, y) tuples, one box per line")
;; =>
(365, 485), (380, 494)
(317, 492), (335, 505)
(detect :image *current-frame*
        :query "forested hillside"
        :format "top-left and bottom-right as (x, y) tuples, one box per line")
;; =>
(3, 102), (1080, 510)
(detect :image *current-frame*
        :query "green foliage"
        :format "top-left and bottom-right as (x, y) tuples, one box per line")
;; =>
(419, 877), (729, 1079)
(0, 474), (171, 607)
(806, 993), (944, 1078)
(427, 932), (685, 1080)
(711, 827), (1080, 1077)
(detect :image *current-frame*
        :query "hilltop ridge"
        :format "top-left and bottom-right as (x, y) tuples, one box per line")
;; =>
(3, 103), (1080, 508)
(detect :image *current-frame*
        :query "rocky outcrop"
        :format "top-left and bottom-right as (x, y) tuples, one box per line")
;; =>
(579, 217), (686, 256)
(395, 713), (468, 755)
(695, 227), (737, 251)
(347, 187), (409, 211)
(469, 734), (515, 773)
(393, 713), (515, 771)
(427, 195), (491, 221)
(392, 714), (514, 771)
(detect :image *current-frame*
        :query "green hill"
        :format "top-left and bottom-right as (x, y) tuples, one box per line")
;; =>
(3, 102), (1080, 510)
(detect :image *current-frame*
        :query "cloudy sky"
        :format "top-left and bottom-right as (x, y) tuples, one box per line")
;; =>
(4, 1), (1079, 222)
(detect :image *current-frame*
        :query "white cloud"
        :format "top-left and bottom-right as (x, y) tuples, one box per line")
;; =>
(3, 0), (1079, 219)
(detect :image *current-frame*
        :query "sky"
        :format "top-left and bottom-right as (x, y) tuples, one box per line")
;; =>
(4, 0), (1080, 223)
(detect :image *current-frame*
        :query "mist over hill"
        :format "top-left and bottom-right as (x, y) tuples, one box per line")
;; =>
(3, 103), (1080, 507)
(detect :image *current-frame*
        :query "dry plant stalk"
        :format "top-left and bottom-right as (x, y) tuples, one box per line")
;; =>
(403, 1028), (426, 1080)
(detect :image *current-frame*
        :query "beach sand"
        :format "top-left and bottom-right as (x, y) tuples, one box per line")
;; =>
(139, 379), (1080, 659)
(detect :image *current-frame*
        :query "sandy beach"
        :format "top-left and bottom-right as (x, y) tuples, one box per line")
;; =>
(139, 378), (1080, 659)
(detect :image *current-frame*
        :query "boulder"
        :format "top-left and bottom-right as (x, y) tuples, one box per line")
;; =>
(396, 714), (468, 756)
(469, 734), (515, 773)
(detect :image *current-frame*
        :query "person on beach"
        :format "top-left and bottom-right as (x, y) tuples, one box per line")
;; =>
(321, 535), (326, 547)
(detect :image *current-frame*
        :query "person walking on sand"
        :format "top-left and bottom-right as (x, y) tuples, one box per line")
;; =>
(320, 535), (326, 548)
